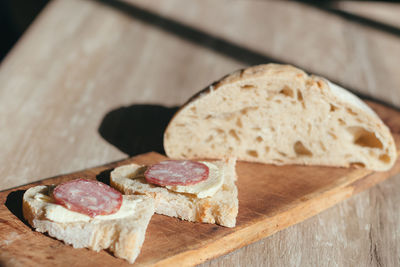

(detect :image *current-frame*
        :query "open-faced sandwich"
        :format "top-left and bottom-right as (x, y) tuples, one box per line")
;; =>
(23, 179), (154, 263)
(110, 158), (238, 228)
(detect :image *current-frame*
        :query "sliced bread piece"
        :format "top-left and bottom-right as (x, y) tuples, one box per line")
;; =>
(23, 185), (154, 264)
(110, 158), (238, 228)
(163, 64), (397, 171)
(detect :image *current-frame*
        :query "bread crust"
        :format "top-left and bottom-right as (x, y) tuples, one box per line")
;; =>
(163, 64), (397, 171)
(23, 185), (154, 263)
(110, 158), (238, 228)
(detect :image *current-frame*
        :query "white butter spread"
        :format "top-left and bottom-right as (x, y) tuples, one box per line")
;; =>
(125, 161), (224, 198)
(34, 193), (139, 223)
(165, 161), (223, 198)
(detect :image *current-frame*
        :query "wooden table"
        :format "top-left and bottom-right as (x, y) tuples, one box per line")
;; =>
(1, 0), (399, 266)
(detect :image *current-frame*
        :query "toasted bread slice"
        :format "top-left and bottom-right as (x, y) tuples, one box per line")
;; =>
(110, 158), (238, 228)
(163, 64), (397, 171)
(23, 185), (154, 263)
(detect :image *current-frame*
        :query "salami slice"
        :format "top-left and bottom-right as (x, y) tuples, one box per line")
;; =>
(144, 160), (209, 186)
(53, 179), (123, 218)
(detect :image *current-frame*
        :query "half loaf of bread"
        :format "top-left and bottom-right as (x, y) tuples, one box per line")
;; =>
(164, 64), (397, 171)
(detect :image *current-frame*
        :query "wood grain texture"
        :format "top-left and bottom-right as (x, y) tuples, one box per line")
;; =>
(0, 100), (399, 266)
(1, 0), (400, 266)
(335, 1), (400, 28)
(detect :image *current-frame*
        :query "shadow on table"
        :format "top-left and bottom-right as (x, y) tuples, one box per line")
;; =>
(94, 0), (282, 66)
(98, 104), (178, 157)
(293, 0), (400, 38)
(96, 168), (113, 185)
(94, 0), (400, 112)
(5, 190), (30, 227)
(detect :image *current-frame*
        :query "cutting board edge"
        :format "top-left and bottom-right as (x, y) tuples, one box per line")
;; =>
(148, 163), (400, 267)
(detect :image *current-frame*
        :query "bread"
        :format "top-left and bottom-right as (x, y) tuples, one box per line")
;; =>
(23, 185), (154, 264)
(110, 158), (238, 228)
(164, 64), (397, 171)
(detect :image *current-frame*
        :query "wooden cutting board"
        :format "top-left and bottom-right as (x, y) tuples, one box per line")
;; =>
(0, 101), (399, 267)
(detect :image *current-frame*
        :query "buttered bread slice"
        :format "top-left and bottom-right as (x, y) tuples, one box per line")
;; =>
(23, 183), (154, 264)
(164, 64), (397, 171)
(110, 158), (238, 228)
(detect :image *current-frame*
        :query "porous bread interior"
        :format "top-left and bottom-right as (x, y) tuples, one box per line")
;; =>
(23, 186), (155, 264)
(164, 64), (397, 171)
(110, 158), (238, 228)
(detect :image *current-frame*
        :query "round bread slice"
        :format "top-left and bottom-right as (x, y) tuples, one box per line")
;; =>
(164, 64), (397, 171)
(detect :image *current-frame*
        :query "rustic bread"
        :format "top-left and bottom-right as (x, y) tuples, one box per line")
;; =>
(23, 185), (154, 264)
(164, 64), (397, 171)
(110, 158), (238, 227)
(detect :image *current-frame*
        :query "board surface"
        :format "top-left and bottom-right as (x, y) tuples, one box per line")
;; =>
(0, 101), (399, 267)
